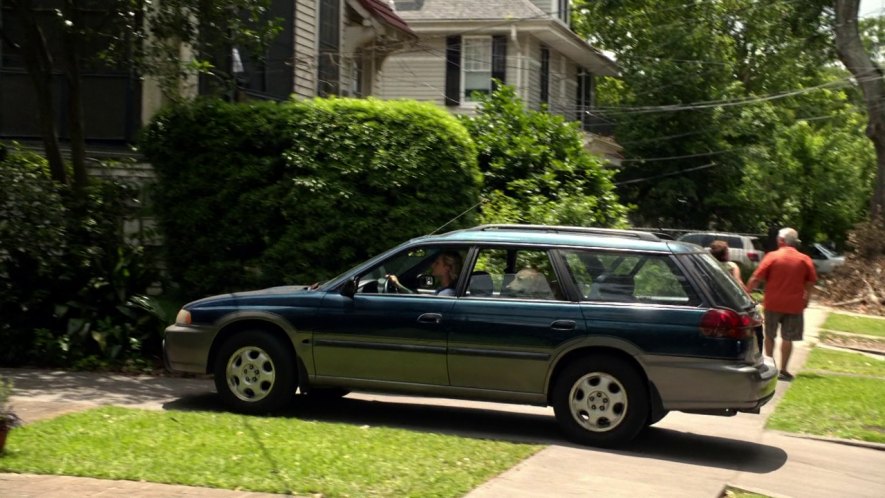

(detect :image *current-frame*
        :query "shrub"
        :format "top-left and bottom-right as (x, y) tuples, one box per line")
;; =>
(461, 85), (628, 227)
(0, 143), (164, 367)
(0, 144), (67, 362)
(142, 98), (481, 298)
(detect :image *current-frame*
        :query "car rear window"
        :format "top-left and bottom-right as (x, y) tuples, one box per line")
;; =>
(725, 236), (743, 248)
(561, 249), (700, 306)
(680, 253), (754, 310)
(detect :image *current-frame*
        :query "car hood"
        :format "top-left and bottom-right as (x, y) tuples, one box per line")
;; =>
(185, 285), (315, 309)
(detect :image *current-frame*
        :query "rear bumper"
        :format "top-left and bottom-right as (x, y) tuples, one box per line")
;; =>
(645, 354), (778, 411)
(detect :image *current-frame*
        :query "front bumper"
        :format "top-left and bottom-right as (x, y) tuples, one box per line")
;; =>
(163, 323), (217, 374)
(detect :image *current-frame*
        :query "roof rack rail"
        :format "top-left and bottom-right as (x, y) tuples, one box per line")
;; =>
(471, 224), (662, 242)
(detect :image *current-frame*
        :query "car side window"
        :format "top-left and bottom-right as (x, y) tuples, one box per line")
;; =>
(355, 245), (467, 296)
(563, 249), (699, 305)
(467, 247), (565, 300)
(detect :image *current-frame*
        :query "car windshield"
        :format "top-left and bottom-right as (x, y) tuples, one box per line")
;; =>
(683, 253), (754, 310)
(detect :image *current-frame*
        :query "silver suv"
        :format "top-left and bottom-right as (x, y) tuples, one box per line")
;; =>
(677, 232), (765, 273)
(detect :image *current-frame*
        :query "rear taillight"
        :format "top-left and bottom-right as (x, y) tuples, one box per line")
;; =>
(700, 309), (754, 340)
(748, 251), (760, 262)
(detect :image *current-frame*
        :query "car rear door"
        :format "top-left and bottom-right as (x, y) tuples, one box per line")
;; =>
(447, 246), (585, 394)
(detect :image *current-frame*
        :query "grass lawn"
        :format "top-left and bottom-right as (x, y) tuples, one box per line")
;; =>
(822, 313), (885, 337)
(0, 406), (541, 497)
(767, 347), (885, 443)
(804, 347), (885, 377)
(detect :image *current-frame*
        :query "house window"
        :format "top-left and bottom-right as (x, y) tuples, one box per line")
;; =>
(318, 0), (341, 96)
(556, 0), (570, 24)
(462, 37), (492, 102)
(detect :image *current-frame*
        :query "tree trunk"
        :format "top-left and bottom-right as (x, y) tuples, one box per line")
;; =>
(834, 0), (885, 219)
(64, 0), (89, 193)
(12, 0), (67, 185)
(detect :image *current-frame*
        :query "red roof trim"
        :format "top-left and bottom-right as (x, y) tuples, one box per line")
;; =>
(357, 0), (415, 37)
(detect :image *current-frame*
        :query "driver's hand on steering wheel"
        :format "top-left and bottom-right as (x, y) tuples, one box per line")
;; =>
(387, 274), (401, 285)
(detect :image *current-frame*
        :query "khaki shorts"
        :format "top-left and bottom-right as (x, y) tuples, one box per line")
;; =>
(764, 310), (804, 341)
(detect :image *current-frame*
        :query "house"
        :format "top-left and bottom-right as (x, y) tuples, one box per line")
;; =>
(0, 0), (414, 149)
(377, 0), (622, 165)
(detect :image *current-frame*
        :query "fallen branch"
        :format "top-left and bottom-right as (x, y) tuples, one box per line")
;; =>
(861, 278), (882, 304)
(831, 297), (866, 306)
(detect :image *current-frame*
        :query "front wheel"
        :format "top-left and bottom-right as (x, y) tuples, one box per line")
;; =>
(552, 356), (648, 447)
(213, 331), (297, 414)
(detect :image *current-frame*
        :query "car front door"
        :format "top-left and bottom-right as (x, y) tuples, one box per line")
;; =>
(447, 246), (585, 394)
(312, 245), (467, 385)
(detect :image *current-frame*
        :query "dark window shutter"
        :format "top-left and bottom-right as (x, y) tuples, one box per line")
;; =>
(540, 46), (550, 104)
(445, 36), (461, 106)
(576, 69), (585, 121)
(491, 35), (507, 89)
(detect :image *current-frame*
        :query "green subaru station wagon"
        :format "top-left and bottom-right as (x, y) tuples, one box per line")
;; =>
(164, 224), (777, 447)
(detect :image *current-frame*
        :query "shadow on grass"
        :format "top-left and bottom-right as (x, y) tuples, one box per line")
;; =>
(164, 392), (787, 474)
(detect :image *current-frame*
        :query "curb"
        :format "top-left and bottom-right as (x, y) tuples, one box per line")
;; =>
(772, 430), (885, 452)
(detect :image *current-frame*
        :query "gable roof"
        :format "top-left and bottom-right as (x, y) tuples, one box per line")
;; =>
(394, 0), (546, 21)
(392, 0), (618, 77)
(358, 0), (415, 36)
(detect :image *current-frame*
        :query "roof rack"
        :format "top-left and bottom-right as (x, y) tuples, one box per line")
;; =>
(470, 224), (662, 242)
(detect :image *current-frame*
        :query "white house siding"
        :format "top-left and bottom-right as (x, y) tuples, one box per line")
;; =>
(528, 0), (553, 17)
(293, 0), (317, 99)
(523, 37), (543, 111)
(550, 53), (576, 116)
(378, 38), (448, 106)
(560, 63), (578, 123)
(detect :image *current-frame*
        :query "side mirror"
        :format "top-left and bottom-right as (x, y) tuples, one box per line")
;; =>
(340, 279), (357, 298)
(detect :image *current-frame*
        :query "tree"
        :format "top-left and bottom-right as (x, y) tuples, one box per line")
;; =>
(833, 0), (885, 218)
(573, 0), (873, 241)
(461, 85), (628, 228)
(0, 0), (280, 193)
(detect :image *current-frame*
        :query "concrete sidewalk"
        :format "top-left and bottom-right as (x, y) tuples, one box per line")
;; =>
(2, 305), (884, 498)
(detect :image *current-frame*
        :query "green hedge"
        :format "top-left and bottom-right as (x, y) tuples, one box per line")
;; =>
(142, 98), (481, 298)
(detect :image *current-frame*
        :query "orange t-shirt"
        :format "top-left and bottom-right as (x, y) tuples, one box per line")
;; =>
(752, 246), (817, 314)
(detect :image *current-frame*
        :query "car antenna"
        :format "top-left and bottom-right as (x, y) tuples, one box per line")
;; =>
(430, 199), (484, 235)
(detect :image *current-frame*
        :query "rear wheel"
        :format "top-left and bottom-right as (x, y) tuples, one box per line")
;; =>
(552, 356), (648, 447)
(213, 331), (297, 414)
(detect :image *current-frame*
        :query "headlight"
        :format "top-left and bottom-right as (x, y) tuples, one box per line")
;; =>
(175, 309), (192, 326)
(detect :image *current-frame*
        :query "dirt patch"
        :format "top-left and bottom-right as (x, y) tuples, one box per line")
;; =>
(816, 255), (885, 317)
(820, 331), (885, 355)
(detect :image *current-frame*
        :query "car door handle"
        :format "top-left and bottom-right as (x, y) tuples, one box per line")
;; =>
(550, 320), (576, 331)
(417, 313), (442, 324)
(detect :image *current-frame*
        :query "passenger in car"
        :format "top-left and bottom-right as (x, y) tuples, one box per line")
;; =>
(504, 268), (554, 299)
(709, 240), (744, 289)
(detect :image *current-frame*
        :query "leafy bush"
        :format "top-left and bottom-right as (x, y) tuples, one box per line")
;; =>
(142, 97), (481, 298)
(461, 85), (628, 227)
(0, 143), (164, 368)
(0, 144), (68, 362)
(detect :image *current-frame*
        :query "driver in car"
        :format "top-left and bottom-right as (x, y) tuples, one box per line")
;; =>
(387, 250), (462, 296)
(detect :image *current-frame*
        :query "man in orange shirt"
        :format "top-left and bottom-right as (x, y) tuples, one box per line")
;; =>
(747, 228), (817, 381)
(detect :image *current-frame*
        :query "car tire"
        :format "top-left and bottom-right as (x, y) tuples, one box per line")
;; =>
(213, 331), (297, 414)
(646, 409), (669, 427)
(552, 355), (648, 447)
